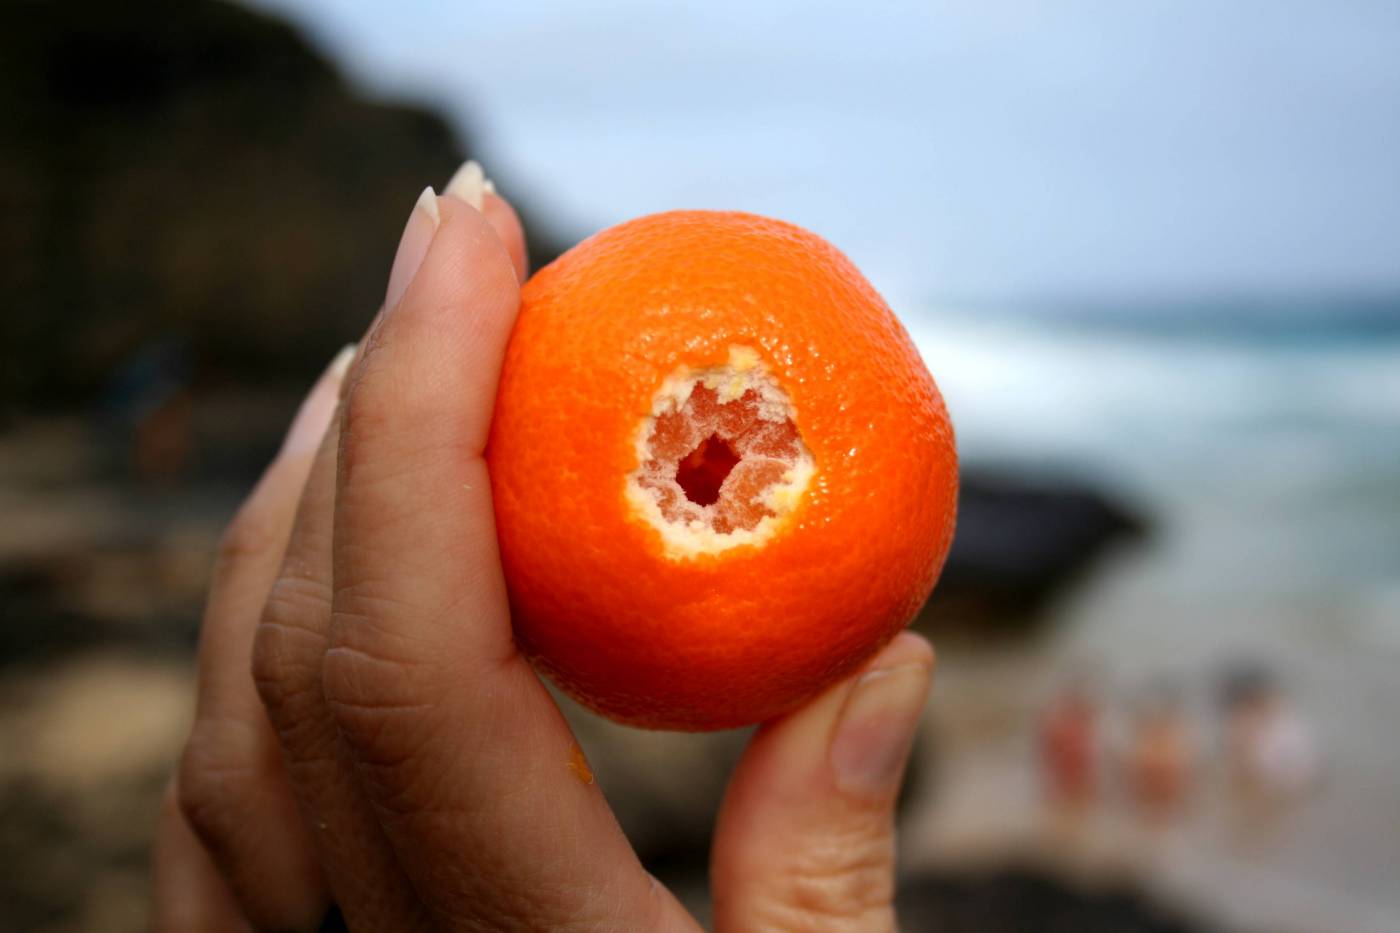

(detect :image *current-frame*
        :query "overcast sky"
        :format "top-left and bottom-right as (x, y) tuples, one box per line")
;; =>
(248, 0), (1400, 306)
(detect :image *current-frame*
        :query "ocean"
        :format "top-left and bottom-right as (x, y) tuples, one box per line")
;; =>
(907, 303), (1400, 604)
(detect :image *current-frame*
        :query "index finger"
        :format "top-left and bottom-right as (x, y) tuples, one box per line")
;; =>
(323, 194), (689, 930)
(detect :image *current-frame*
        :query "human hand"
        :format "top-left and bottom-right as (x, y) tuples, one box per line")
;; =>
(152, 165), (935, 932)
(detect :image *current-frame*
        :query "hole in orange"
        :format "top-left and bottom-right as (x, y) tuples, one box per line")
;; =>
(675, 434), (741, 506)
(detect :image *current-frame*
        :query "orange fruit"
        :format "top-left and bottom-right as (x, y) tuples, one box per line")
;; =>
(486, 211), (957, 730)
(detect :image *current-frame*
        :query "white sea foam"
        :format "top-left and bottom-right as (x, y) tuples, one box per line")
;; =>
(903, 307), (1400, 595)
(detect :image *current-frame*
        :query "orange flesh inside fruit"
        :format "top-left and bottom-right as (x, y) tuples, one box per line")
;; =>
(626, 349), (814, 557)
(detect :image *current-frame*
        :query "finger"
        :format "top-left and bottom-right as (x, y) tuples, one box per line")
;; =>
(335, 164), (528, 402)
(176, 350), (350, 931)
(250, 195), (444, 929)
(482, 193), (528, 281)
(711, 632), (934, 933)
(325, 194), (692, 930)
(444, 159), (529, 281)
(254, 391), (428, 930)
(152, 781), (252, 933)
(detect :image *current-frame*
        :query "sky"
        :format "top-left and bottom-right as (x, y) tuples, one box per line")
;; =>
(247, 0), (1400, 306)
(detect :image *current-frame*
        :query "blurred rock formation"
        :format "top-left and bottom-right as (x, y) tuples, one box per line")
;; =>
(896, 866), (1208, 933)
(923, 469), (1148, 635)
(0, 0), (563, 416)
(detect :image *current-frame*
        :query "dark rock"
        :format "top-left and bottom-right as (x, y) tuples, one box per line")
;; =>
(0, 0), (566, 415)
(896, 866), (1217, 933)
(920, 467), (1149, 633)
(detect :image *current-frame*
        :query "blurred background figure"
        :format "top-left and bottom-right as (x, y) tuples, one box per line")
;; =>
(1125, 680), (1194, 824)
(3, 0), (1398, 931)
(99, 341), (195, 484)
(1038, 673), (1101, 810)
(1220, 665), (1321, 802)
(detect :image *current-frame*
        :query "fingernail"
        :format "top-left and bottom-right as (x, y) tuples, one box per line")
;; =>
(444, 159), (493, 209)
(829, 662), (931, 798)
(282, 344), (356, 457)
(385, 186), (440, 311)
(327, 342), (357, 382)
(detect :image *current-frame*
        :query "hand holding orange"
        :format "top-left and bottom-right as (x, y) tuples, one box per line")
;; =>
(487, 211), (957, 730)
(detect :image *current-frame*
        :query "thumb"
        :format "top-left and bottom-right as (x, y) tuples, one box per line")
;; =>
(710, 632), (933, 933)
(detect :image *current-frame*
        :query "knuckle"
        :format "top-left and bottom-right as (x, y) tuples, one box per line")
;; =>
(321, 631), (436, 769)
(250, 629), (320, 733)
(176, 723), (264, 854)
(760, 827), (895, 930)
(252, 577), (332, 729)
